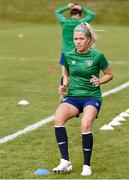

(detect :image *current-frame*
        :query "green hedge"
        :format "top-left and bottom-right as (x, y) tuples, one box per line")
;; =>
(0, 0), (129, 25)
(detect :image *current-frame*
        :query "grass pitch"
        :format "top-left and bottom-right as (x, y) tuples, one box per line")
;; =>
(0, 23), (129, 179)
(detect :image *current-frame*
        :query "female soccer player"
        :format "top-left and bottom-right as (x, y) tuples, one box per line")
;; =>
(53, 23), (113, 176)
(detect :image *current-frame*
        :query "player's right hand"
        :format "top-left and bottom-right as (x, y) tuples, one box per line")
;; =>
(58, 85), (67, 95)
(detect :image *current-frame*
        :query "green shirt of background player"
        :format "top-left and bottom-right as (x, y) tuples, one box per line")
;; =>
(53, 23), (113, 176)
(55, 3), (95, 77)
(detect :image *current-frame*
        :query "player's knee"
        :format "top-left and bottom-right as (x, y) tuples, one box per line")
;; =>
(81, 123), (92, 132)
(54, 112), (65, 126)
(54, 119), (65, 126)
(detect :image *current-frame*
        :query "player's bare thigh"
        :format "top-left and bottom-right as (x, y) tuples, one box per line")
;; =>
(81, 105), (98, 132)
(54, 103), (79, 126)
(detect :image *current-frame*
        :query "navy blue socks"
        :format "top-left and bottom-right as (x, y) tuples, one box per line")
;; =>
(55, 126), (93, 165)
(55, 126), (69, 161)
(82, 132), (93, 166)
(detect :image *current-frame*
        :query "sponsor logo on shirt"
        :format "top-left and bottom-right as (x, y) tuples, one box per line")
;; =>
(85, 60), (93, 67)
(71, 60), (76, 65)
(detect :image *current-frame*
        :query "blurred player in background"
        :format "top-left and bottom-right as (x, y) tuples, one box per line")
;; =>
(55, 3), (95, 88)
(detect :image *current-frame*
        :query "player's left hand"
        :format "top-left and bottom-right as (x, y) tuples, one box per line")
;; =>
(90, 75), (100, 87)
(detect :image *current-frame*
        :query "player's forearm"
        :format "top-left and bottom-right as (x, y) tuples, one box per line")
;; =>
(81, 8), (95, 22)
(55, 6), (69, 22)
(55, 6), (69, 15)
(100, 67), (113, 85)
(82, 8), (95, 17)
(99, 74), (113, 85)
(90, 72), (113, 87)
(63, 75), (69, 88)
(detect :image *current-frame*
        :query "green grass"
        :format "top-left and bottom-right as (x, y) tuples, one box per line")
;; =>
(0, 0), (129, 25)
(0, 23), (129, 179)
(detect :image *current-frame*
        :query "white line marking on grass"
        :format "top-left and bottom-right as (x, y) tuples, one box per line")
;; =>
(0, 115), (54, 144)
(100, 108), (129, 131)
(102, 81), (129, 97)
(109, 61), (129, 64)
(0, 57), (39, 61)
(0, 57), (129, 64)
(0, 81), (129, 144)
(94, 29), (106, 32)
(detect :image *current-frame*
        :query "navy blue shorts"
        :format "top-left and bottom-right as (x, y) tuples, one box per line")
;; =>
(59, 53), (64, 65)
(62, 97), (101, 115)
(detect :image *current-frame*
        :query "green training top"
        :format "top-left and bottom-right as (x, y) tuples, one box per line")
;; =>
(55, 6), (95, 53)
(64, 48), (109, 101)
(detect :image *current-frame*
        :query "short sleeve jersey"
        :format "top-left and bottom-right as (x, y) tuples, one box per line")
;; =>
(64, 48), (109, 101)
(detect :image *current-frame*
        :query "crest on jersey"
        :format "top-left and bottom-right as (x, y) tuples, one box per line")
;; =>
(85, 60), (93, 67)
